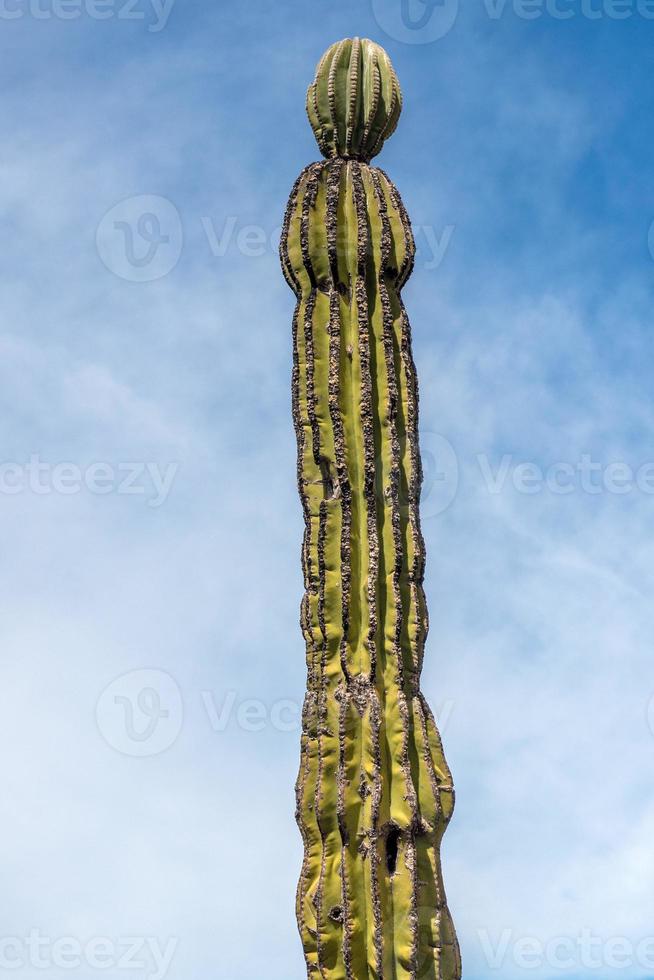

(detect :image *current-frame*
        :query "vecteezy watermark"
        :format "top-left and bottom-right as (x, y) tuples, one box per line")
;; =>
(0, 932), (178, 979)
(481, 0), (654, 19)
(383, 447), (654, 518)
(370, 0), (460, 43)
(0, 456), (178, 507)
(97, 196), (183, 282)
(201, 216), (455, 273)
(202, 691), (303, 734)
(96, 669), (184, 757)
(202, 691), (456, 735)
(97, 198), (454, 283)
(96, 672), (456, 754)
(0, 0), (175, 30)
(370, 0), (654, 41)
(478, 453), (654, 496)
(478, 928), (654, 971)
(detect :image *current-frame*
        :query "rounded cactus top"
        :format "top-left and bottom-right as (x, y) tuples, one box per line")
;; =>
(306, 37), (402, 163)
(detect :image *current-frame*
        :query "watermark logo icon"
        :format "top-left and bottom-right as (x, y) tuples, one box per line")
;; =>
(648, 219), (654, 266)
(371, 0), (460, 43)
(96, 669), (183, 757)
(647, 693), (654, 738)
(421, 432), (459, 517)
(375, 432), (458, 519)
(96, 195), (182, 282)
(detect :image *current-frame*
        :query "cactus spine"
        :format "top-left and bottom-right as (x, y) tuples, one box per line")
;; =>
(280, 38), (461, 980)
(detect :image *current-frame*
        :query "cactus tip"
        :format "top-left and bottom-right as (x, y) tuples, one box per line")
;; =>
(306, 37), (402, 163)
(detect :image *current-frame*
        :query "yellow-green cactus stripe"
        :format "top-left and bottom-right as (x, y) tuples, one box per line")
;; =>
(281, 38), (461, 980)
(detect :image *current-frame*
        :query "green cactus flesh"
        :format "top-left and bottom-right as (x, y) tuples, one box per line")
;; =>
(280, 39), (461, 980)
(307, 37), (402, 163)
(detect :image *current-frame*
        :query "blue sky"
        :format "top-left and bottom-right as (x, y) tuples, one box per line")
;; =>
(0, 2), (653, 979)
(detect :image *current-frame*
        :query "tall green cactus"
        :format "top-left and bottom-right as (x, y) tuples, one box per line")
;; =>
(280, 37), (461, 980)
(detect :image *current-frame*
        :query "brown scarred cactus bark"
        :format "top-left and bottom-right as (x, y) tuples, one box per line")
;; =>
(280, 37), (461, 980)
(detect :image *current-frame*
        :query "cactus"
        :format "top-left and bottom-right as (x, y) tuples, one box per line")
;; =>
(280, 37), (461, 980)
